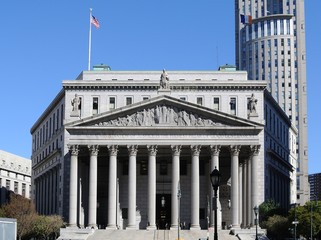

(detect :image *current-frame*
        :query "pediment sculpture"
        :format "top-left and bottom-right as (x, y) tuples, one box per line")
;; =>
(95, 105), (225, 127)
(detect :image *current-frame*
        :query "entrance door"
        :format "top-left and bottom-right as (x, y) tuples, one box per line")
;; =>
(156, 194), (171, 229)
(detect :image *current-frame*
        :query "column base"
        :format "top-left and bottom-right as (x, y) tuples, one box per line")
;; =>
(190, 225), (201, 230)
(170, 225), (179, 230)
(106, 225), (117, 230)
(147, 225), (157, 230)
(66, 225), (79, 229)
(126, 225), (137, 230)
(87, 224), (97, 229)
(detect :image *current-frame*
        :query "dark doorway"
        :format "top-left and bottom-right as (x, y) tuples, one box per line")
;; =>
(156, 194), (171, 229)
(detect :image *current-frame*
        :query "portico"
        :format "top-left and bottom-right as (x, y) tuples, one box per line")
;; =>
(65, 95), (264, 230)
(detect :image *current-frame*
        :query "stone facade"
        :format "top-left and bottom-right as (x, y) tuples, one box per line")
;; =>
(30, 69), (296, 230)
(0, 150), (31, 205)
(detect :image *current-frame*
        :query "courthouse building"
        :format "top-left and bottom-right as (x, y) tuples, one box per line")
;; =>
(0, 150), (31, 205)
(30, 68), (296, 230)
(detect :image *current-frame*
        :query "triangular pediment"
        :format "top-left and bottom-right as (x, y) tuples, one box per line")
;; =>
(66, 95), (263, 130)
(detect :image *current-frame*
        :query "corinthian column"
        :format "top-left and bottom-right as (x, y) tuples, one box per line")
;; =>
(171, 145), (181, 229)
(250, 145), (260, 225)
(68, 145), (79, 228)
(127, 145), (138, 229)
(88, 145), (99, 228)
(107, 145), (118, 229)
(147, 145), (157, 230)
(230, 145), (241, 228)
(210, 145), (221, 229)
(191, 145), (201, 230)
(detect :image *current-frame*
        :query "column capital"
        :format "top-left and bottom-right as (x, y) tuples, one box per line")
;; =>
(88, 145), (99, 156)
(107, 145), (118, 156)
(171, 145), (181, 156)
(250, 145), (261, 156)
(147, 145), (158, 156)
(68, 145), (79, 156)
(230, 145), (241, 156)
(210, 145), (221, 156)
(191, 145), (201, 156)
(127, 145), (138, 156)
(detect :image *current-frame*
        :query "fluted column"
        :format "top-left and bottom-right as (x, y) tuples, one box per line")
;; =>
(48, 170), (53, 214)
(250, 145), (260, 225)
(210, 145), (221, 229)
(247, 156), (252, 226)
(127, 145), (138, 229)
(230, 145), (241, 228)
(171, 145), (181, 228)
(239, 163), (243, 227)
(242, 160), (248, 227)
(191, 145), (201, 230)
(88, 145), (99, 228)
(147, 145), (157, 229)
(68, 145), (79, 228)
(107, 145), (118, 229)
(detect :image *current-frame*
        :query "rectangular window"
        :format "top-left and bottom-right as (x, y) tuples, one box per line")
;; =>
(142, 96), (150, 101)
(109, 97), (116, 110)
(6, 179), (10, 190)
(14, 181), (18, 194)
(213, 97), (220, 111)
(93, 97), (99, 115)
(126, 97), (132, 106)
(179, 96), (187, 101)
(230, 97), (237, 115)
(60, 104), (64, 126)
(196, 97), (203, 106)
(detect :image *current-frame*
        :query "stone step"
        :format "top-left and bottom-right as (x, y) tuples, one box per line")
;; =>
(59, 228), (268, 240)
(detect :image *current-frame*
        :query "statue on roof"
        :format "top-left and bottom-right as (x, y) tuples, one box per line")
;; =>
(160, 69), (170, 89)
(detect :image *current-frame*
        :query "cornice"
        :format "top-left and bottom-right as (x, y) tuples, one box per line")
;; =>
(63, 81), (266, 91)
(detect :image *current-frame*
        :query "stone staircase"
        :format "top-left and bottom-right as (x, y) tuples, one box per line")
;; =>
(58, 228), (267, 240)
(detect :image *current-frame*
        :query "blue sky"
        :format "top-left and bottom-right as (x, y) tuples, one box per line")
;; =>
(0, 1), (320, 174)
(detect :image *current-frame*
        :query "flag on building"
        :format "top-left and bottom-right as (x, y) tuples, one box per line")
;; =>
(91, 15), (100, 28)
(240, 14), (252, 25)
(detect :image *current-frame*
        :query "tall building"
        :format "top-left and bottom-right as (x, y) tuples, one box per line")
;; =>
(31, 69), (296, 233)
(235, 0), (309, 205)
(309, 173), (321, 201)
(0, 150), (31, 205)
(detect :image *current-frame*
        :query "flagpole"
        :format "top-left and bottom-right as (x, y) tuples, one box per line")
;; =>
(88, 8), (93, 71)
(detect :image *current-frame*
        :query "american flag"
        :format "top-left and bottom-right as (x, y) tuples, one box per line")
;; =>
(91, 15), (100, 28)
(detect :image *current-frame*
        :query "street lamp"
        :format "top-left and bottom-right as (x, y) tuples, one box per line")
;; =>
(253, 206), (259, 240)
(210, 167), (221, 240)
(291, 203), (298, 240)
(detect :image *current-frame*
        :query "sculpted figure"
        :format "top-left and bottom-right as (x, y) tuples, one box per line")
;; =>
(71, 94), (80, 112)
(160, 69), (170, 89)
(249, 93), (258, 113)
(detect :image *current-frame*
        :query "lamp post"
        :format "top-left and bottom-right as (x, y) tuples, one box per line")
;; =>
(291, 203), (298, 240)
(253, 206), (259, 240)
(210, 167), (221, 240)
